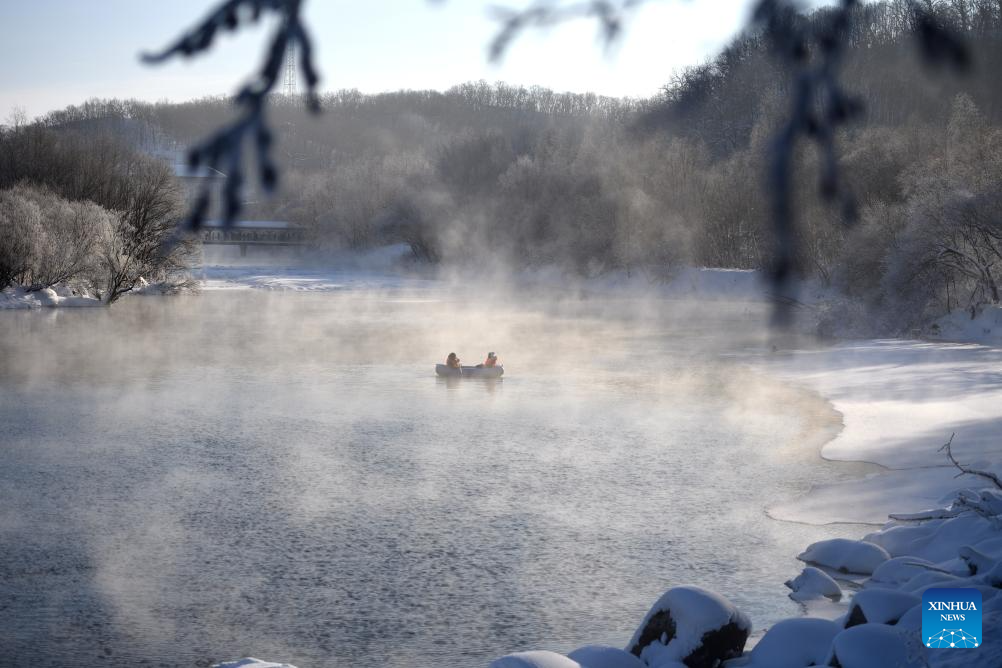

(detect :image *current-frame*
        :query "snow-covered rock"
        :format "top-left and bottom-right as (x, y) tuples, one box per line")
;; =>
(784, 566), (842, 601)
(489, 651), (582, 668)
(825, 624), (928, 668)
(798, 538), (890, 575)
(737, 617), (840, 668)
(566, 645), (645, 668)
(844, 589), (920, 627)
(212, 660), (297, 668)
(868, 557), (950, 588)
(626, 585), (750, 668)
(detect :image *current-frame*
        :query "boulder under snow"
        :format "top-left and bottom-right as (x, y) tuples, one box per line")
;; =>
(798, 538), (890, 575)
(735, 617), (840, 668)
(825, 624), (928, 668)
(844, 589), (920, 627)
(626, 585), (750, 668)
(784, 566), (842, 601)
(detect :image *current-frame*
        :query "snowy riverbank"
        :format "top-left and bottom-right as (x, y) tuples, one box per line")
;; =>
(0, 285), (103, 309)
(765, 340), (1002, 525)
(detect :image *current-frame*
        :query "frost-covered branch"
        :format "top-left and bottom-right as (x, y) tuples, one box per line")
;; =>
(488, 0), (645, 62)
(142, 0), (321, 228)
(940, 433), (1002, 490)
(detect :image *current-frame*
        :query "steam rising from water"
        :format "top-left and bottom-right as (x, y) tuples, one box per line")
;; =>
(0, 282), (871, 667)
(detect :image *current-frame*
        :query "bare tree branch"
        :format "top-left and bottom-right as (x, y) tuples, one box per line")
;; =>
(939, 432), (1002, 490)
(142, 0), (321, 229)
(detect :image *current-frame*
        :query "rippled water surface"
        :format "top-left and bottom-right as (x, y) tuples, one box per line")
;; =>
(0, 285), (865, 667)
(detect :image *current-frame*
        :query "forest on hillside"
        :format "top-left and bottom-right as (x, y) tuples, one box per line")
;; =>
(3, 0), (1002, 331)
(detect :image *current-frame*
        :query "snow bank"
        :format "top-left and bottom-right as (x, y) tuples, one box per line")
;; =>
(0, 285), (102, 309)
(765, 340), (1002, 524)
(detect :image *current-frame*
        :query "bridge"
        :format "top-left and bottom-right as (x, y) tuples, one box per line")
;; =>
(199, 220), (308, 256)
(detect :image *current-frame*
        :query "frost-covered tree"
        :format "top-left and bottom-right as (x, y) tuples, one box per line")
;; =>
(0, 187), (43, 288)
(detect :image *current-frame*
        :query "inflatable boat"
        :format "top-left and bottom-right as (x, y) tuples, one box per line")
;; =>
(435, 364), (504, 379)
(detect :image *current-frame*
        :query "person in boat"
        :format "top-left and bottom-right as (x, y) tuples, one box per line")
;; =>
(446, 352), (461, 369)
(483, 352), (499, 368)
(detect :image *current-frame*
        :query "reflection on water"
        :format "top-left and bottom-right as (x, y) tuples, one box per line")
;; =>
(0, 288), (868, 668)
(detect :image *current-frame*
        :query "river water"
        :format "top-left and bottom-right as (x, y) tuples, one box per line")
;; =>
(0, 281), (867, 667)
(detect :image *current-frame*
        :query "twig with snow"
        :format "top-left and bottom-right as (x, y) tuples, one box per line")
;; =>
(939, 432), (1002, 490)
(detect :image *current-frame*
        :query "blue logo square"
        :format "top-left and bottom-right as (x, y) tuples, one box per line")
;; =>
(923, 588), (982, 649)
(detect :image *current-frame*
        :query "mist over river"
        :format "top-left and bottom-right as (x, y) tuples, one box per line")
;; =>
(0, 280), (871, 668)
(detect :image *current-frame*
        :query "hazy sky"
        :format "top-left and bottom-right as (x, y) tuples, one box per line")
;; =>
(0, 0), (834, 120)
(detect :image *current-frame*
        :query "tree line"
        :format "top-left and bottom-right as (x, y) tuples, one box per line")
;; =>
(3, 0), (1002, 328)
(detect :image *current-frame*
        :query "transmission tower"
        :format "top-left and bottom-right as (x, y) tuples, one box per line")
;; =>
(283, 42), (297, 97)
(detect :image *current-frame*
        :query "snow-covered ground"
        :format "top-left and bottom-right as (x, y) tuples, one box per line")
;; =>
(765, 340), (1002, 524)
(0, 284), (103, 309)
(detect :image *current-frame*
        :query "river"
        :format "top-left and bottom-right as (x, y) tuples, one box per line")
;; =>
(0, 280), (868, 667)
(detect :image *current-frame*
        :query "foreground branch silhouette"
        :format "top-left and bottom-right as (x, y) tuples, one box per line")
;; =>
(143, 0), (321, 228)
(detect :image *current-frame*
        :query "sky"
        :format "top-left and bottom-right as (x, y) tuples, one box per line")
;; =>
(0, 0), (834, 121)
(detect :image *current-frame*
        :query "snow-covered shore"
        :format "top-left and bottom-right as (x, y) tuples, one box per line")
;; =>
(0, 285), (103, 308)
(765, 339), (1002, 525)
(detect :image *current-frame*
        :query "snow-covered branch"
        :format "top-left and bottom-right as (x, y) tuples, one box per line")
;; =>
(940, 432), (1002, 490)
